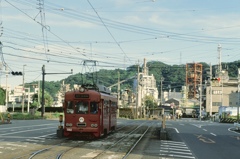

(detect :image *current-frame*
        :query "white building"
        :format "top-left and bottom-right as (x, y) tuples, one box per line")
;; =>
(136, 58), (159, 111)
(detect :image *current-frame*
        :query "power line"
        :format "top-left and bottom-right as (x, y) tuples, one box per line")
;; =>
(86, 0), (132, 68)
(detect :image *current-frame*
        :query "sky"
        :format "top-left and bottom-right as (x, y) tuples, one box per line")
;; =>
(1, 0), (240, 89)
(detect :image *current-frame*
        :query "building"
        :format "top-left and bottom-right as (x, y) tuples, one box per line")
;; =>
(205, 69), (240, 114)
(135, 58), (159, 117)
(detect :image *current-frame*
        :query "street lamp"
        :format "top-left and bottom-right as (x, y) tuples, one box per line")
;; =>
(22, 64), (26, 113)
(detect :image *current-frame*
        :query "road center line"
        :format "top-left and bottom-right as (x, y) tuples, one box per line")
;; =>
(210, 133), (216, 136)
(0, 127), (56, 136)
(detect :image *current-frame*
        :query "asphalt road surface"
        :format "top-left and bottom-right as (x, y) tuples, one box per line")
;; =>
(166, 118), (240, 159)
(0, 118), (239, 159)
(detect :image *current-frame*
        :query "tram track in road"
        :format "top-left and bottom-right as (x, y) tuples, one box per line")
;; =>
(13, 139), (90, 159)
(17, 122), (149, 159)
(122, 124), (151, 159)
(91, 121), (153, 159)
(4, 120), (157, 159)
(48, 121), (148, 159)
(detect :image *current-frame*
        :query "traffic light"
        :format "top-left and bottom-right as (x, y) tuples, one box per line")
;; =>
(11, 71), (22, 76)
(211, 77), (220, 82)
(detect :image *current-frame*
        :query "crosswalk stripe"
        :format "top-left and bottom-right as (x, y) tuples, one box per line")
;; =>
(160, 153), (195, 159)
(159, 141), (195, 159)
(161, 147), (191, 152)
(160, 150), (193, 155)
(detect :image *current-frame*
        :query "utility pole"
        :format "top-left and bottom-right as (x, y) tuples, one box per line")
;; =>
(41, 65), (45, 117)
(210, 63), (212, 116)
(199, 83), (202, 121)
(136, 62), (139, 119)
(22, 64), (26, 113)
(199, 72), (203, 121)
(117, 71), (120, 118)
(5, 66), (8, 108)
(26, 88), (30, 113)
(218, 44), (222, 73)
(160, 77), (164, 105)
(41, 65), (72, 117)
(238, 68), (240, 122)
(38, 80), (40, 107)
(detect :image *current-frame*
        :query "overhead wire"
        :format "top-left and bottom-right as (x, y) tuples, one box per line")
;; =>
(4, 0), (89, 60)
(3, 0), (240, 71)
(86, 0), (132, 67)
(9, 0), (240, 45)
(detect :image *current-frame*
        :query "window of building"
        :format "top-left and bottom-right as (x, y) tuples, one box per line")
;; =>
(212, 102), (222, 106)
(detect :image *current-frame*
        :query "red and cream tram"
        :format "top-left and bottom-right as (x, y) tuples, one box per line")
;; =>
(63, 84), (118, 138)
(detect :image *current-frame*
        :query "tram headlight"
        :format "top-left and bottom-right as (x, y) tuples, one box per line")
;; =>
(91, 124), (98, 127)
(66, 123), (72, 127)
(79, 87), (85, 92)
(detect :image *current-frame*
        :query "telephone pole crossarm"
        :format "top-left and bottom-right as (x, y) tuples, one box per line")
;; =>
(41, 65), (73, 117)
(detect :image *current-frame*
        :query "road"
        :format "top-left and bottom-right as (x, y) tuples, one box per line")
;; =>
(166, 118), (240, 159)
(0, 119), (60, 158)
(0, 120), (58, 142)
(0, 118), (240, 159)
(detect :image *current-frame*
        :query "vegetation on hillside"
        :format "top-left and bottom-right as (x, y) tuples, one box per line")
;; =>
(1, 60), (240, 106)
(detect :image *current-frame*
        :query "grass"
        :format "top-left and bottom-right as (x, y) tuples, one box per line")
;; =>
(0, 112), (64, 121)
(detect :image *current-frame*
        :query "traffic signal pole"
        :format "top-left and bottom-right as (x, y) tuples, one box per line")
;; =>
(41, 65), (73, 117)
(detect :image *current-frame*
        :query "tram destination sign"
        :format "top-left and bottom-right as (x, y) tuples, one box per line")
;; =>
(75, 94), (89, 98)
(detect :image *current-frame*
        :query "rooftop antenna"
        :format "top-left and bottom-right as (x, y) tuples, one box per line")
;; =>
(218, 44), (222, 73)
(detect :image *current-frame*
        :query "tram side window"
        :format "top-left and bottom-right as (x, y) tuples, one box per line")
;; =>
(76, 101), (88, 114)
(66, 101), (74, 114)
(90, 102), (98, 114)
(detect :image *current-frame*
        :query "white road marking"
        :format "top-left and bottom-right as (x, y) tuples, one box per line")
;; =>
(210, 133), (216, 136)
(167, 127), (179, 133)
(0, 123), (56, 130)
(81, 152), (99, 158)
(161, 142), (186, 146)
(228, 127), (240, 134)
(6, 143), (27, 147)
(160, 153), (195, 159)
(203, 129), (207, 131)
(191, 124), (202, 128)
(159, 141), (195, 159)
(160, 150), (193, 155)
(161, 147), (191, 152)
(26, 139), (45, 143)
(0, 127), (56, 136)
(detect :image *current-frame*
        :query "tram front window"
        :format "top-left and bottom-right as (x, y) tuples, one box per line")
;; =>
(66, 101), (74, 114)
(90, 102), (98, 114)
(76, 101), (88, 114)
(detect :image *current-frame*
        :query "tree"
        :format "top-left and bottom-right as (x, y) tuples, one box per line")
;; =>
(144, 95), (158, 109)
(0, 87), (5, 105)
(31, 89), (54, 107)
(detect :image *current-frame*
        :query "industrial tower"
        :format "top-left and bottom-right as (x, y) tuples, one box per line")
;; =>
(186, 63), (202, 99)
